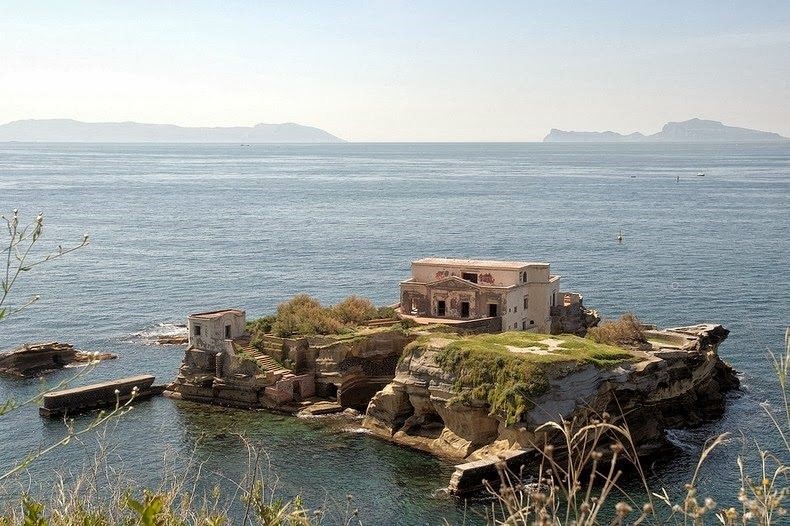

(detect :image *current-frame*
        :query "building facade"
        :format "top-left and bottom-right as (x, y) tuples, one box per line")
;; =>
(187, 309), (247, 353)
(399, 258), (561, 333)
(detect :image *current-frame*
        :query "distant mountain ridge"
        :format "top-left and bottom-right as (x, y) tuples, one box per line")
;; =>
(544, 118), (788, 143)
(0, 119), (345, 143)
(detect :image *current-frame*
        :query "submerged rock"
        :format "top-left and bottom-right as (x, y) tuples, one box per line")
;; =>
(0, 342), (117, 377)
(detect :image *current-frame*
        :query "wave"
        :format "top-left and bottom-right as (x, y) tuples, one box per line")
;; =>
(126, 322), (188, 345)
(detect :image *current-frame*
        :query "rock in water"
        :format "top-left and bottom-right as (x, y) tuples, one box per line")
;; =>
(0, 342), (116, 377)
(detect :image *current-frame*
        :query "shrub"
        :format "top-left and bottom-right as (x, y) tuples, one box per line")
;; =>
(375, 305), (397, 319)
(270, 294), (343, 337)
(331, 295), (378, 325)
(249, 295), (397, 338)
(247, 315), (276, 335)
(586, 312), (647, 348)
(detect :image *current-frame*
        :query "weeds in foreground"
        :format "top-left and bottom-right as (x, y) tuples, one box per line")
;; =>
(0, 434), (365, 526)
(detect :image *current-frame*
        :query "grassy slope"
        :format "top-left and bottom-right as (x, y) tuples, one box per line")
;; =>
(410, 331), (636, 425)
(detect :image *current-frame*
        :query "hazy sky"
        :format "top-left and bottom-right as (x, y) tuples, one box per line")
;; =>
(1, 1), (789, 141)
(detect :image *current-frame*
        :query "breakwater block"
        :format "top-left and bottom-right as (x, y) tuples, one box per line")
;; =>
(447, 449), (532, 497)
(39, 374), (164, 418)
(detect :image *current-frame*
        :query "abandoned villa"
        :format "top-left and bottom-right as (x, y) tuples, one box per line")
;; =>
(398, 258), (569, 333)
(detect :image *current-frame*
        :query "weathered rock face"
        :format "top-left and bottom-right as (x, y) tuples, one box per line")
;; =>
(363, 324), (738, 461)
(0, 342), (116, 377)
(550, 301), (600, 336)
(312, 331), (417, 408)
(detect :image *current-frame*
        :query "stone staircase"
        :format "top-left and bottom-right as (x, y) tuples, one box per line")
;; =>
(233, 339), (294, 379)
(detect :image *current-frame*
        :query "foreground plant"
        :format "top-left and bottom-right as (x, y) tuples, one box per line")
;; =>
(0, 436), (364, 526)
(1, 209), (89, 322)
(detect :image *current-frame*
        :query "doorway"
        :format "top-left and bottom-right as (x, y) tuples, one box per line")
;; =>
(488, 303), (498, 317)
(437, 300), (446, 316)
(461, 301), (470, 318)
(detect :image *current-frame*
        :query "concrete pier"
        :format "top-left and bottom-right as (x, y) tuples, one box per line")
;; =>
(39, 374), (164, 418)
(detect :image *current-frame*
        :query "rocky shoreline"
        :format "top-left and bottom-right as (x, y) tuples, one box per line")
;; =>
(363, 324), (738, 461)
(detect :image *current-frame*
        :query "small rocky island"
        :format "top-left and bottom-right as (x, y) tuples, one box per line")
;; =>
(0, 342), (116, 377)
(165, 258), (739, 491)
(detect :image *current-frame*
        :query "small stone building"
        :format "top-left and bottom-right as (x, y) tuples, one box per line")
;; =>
(187, 309), (247, 353)
(399, 258), (562, 333)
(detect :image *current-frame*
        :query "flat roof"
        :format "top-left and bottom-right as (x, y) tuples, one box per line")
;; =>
(412, 258), (549, 270)
(189, 309), (245, 319)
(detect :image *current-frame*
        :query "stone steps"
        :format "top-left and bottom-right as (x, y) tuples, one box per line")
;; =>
(237, 346), (294, 378)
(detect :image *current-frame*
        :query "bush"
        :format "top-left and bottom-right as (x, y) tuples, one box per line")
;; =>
(586, 312), (647, 348)
(270, 294), (343, 338)
(331, 295), (378, 325)
(247, 315), (276, 335)
(249, 295), (396, 338)
(376, 305), (397, 319)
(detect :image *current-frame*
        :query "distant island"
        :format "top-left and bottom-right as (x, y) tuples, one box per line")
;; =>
(544, 118), (789, 143)
(0, 119), (345, 143)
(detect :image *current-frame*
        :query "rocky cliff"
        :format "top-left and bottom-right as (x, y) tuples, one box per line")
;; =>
(363, 324), (738, 461)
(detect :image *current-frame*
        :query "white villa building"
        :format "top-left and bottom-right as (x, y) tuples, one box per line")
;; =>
(399, 258), (562, 333)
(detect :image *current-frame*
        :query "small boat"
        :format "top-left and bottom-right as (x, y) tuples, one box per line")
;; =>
(696, 172), (705, 177)
(617, 231), (623, 243)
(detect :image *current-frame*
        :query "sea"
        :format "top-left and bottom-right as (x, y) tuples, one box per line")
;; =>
(0, 142), (787, 524)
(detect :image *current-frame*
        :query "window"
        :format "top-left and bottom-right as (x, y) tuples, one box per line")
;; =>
(461, 301), (470, 318)
(488, 304), (498, 317)
(461, 272), (478, 284)
(524, 296), (529, 309)
(522, 321), (527, 330)
(514, 306), (518, 313)
(437, 300), (446, 317)
(530, 320), (534, 325)
(194, 324), (201, 336)
(225, 325), (232, 339)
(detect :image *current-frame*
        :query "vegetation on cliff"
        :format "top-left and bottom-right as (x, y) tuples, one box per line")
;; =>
(426, 331), (634, 425)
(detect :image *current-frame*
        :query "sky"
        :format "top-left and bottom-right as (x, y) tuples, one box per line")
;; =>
(1, 1), (789, 141)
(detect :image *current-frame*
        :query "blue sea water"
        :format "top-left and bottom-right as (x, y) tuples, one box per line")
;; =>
(0, 142), (788, 524)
